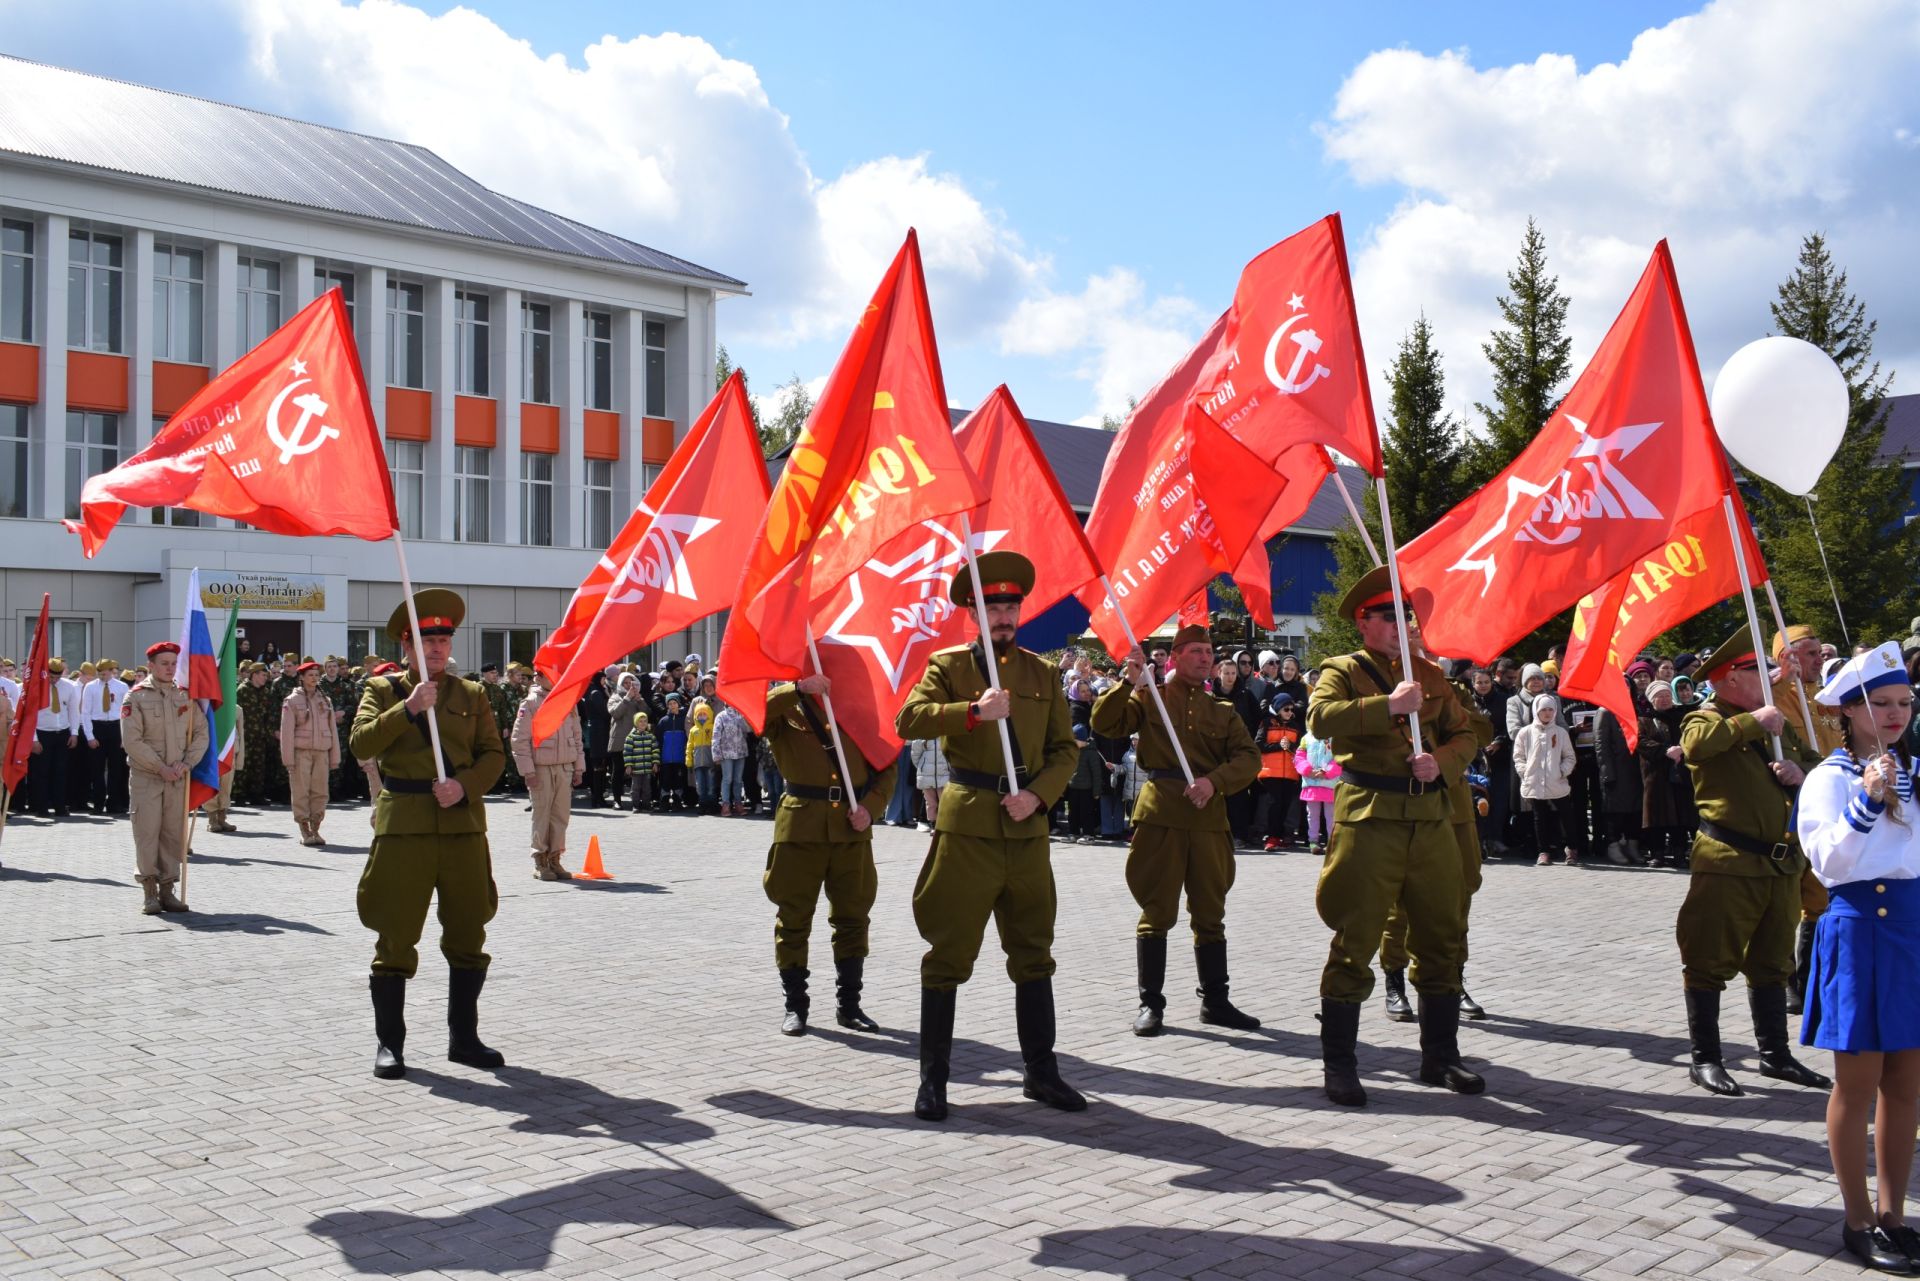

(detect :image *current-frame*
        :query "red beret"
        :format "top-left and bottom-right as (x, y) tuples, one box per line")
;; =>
(295, 661), (321, 676)
(146, 641), (180, 659)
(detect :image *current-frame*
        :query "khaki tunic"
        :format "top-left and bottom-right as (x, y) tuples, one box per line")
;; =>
(1306, 647), (1477, 1001)
(124, 677), (209, 885)
(1674, 696), (1820, 992)
(280, 687), (340, 830)
(1382, 683), (1495, 971)
(510, 686), (582, 860)
(759, 684), (897, 970)
(897, 642), (1078, 990)
(1773, 670), (1844, 919)
(350, 670), (505, 978)
(1091, 677), (1259, 944)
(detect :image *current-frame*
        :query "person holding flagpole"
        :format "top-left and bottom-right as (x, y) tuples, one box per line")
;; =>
(124, 641), (208, 916)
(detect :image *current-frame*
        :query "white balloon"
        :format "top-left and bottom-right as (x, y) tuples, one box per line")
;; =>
(1709, 336), (1849, 496)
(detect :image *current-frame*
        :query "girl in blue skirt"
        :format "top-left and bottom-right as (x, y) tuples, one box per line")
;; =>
(1797, 642), (1920, 1272)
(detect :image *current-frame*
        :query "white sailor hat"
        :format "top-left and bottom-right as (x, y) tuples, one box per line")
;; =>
(1815, 641), (1911, 707)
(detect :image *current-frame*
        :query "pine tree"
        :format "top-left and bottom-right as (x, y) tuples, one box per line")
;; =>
(714, 344), (767, 445)
(1380, 314), (1464, 541)
(1307, 485), (1383, 663)
(1744, 233), (1916, 643)
(1459, 219), (1572, 491)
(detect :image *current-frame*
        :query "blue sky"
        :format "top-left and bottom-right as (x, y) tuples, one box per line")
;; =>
(3, 0), (1914, 428)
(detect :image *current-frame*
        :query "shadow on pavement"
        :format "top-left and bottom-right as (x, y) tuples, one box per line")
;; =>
(1672, 1173), (1840, 1267)
(0, 865), (126, 888)
(412, 1065), (717, 1146)
(185, 851), (330, 870)
(707, 1088), (1464, 1203)
(563, 880), (669, 894)
(1032, 1228), (1582, 1279)
(308, 1166), (791, 1274)
(169, 911), (332, 935)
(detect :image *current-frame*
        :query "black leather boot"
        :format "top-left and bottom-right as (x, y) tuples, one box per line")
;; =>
(834, 955), (879, 1032)
(1459, 969), (1486, 1019)
(1133, 935), (1167, 1036)
(1195, 940), (1260, 1029)
(369, 973), (407, 1080)
(779, 966), (809, 1036)
(1015, 979), (1086, 1111)
(1787, 919), (1816, 1015)
(915, 987), (955, 1121)
(1319, 998), (1366, 1107)
(1382, 968), (1414, 1022)
(446, 967), (506, 1069)
(1416, 992), (1485, 1093)
(1752, 984), (1831, 1088)
(1685, 987), (1742, 1096)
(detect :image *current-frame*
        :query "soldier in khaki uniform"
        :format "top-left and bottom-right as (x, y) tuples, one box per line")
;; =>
(1676, 628), (1830, 1097)
(1379, 641), (1498, 1023)
(760, 675), (896, 1035)
(1769, 622), (1844, 1014)
(510, 672), (585, 881)
(281, 661), (341, 846)
(1093, 624), (1262, 1036)
(349, 591), (507, 1081)
(124, 641), (209, 916)
(896, 552), (1084, 1122)
(1307, 566), (1485, 1107)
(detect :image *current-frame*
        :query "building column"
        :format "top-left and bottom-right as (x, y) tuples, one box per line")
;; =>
(33, 213), (68, 520)
(425, 277), (456, 541)
(208, 242), (239, 374)
(614, 307), (645, 512)
(493, 287), (521, 546)
(129, 229), (156, 453)
(555, 298), (584, 547)
(359, 265), (387, 431)
(291, 254), (317, 309)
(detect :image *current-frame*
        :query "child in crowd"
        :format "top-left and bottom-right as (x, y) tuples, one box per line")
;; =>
(1065, 723), (1105, 842)
(623, 713), (658, 812)
(1257, 694), (1303, 852)
(687, 702), (717, 812)
(1120, 732), (1146, 836)
(1514, 694), (1579, 866)
(1294, 731), (1341, 856)
(656, 696), (688, 810)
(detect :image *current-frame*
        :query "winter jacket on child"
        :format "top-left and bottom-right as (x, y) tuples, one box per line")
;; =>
(623, 725), (660, 775)
(686, 704), (714, 768)
(1514, 717), (1576, 801)
(1295, 735), (1342, 802)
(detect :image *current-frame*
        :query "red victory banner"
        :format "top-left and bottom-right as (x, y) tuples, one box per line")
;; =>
(66, 290), (395, 555)
(1398, 242), (1750, 672)
(2, 593), (50, 800)
(533, 370), (768, 744)
(717, 229), (983, 753)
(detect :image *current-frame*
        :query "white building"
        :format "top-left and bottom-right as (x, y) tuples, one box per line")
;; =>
(0, 54), (744, 672)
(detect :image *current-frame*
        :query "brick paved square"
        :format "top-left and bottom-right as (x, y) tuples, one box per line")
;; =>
(0, 799), (1873, 1278)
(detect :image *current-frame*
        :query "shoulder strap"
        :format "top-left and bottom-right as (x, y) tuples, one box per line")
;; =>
(793, 692), (870, 796)
(971, 642), (1028, 778)
(1348, 651), (1395, 699)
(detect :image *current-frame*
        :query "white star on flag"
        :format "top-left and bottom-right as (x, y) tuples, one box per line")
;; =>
(820, 519), (1005, 692)
(289, 357), (309, 377)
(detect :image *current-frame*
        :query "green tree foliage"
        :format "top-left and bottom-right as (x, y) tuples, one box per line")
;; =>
(764, 374), (815, 459)
(1459, 219), (1572, 491)
(1099, 395), (1139, 433)
(1740, 233), (1918, 645)
(1380, 314), (1465, 541)
(714, 343), (766, 441)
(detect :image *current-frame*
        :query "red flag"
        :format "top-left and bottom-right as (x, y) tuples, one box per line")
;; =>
(65, 290), (394, 555)
(1178, 590), (1210, 628)
(532, 372), (769, 744)
(1398, 242), (1744, 665)
(717, 230), (983, 747)
(2, 594), (49, 797)
(1559, 490), (1767, 749)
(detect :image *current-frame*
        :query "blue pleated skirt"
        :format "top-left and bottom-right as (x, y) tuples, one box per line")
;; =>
(1803, 877), (1920, 1053)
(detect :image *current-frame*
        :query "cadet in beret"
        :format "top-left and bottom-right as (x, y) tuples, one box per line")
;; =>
(124, 642), (208, 915)
(1093, 623), (1261, 1037)
(1676, 628), (1829, 1097)
(897, 551), (1084, 1122)
(1307, 566), (1485, 1107)
(350, 591), (506, 1080)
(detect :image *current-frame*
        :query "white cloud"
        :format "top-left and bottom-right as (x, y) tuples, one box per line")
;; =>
(1323, 0), (1920, 421)
(1001, 270), (1206, 424)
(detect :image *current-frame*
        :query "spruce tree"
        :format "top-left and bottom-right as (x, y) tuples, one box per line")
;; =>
(1744, 234), (1916, 643)
(713, 344), (767, 445)
(1381, 314), (1464, 541)
(1460, 219), (1572, 491)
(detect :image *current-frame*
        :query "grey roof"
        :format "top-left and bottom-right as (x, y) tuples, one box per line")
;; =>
(1879, 392), (1920, 465)
(0, 54), (744, 289)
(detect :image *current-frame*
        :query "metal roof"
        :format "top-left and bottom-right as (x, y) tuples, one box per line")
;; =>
(1879, 392), (1920, 465)
(0, 54), (745, 289)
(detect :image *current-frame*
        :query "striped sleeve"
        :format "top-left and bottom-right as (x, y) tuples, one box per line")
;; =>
(1798, 757), (1881, 885)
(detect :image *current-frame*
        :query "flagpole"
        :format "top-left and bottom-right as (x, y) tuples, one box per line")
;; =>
(1722, 493), (1784, 762)
(1333, 468), (1383, 568)
(957, 516), (1025, 788)
(1097, 575), (1195, 786)
(179, 804), (196, 907)
(390, 530), (448, 784)
(801, 622), (862, 808)
(1373, 477), (1424, 757)
(1761, 579), (1820, 749)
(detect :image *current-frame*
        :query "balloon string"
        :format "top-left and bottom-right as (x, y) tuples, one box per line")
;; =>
(1805, 494), (1852, 652)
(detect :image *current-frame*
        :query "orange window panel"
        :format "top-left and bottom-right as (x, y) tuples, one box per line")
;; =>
(640, 416), (676, 465)
(0, 341), (36, 403)
(520, 403), (560, 454)
(152, 361), (209, 417)
(454, 395), (497, 449)
(67, 351), (129, 413)
(583, 409), (621, 461)
(385, 387), (432, 442)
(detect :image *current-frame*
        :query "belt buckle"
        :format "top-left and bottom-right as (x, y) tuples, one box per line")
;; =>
(997, 775), (1014, 795)
(1769, 841), (1790, 862)
(827, 785), (844, 805)
(1408, 777), (1427, 797)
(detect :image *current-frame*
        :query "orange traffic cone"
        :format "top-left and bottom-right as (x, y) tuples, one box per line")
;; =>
(576, 834), (614, 881)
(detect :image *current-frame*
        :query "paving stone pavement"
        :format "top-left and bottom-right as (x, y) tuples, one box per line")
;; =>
(0, 797), (1880, 1279)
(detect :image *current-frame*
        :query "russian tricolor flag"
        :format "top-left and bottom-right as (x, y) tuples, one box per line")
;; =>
(178, 569), (229, 811)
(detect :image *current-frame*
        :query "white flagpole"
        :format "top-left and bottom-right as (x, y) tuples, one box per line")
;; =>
(957, 515), (1024, 788)
(1097, 574), (1195, 786)
(1373, 476), (1424, 757)
(801, 622), (861, 806)
(1722, 493), (1784, 762)
(1333, 468), (1383, 568)
(390, 531), (448, 784)
(178, 569), (199, 908)
(1761, 579), (1820, 750)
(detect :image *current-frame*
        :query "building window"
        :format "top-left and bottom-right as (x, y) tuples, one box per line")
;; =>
(0, 403), (29, 518)
(1, 219), (32, 343)
(519, 451), (553, 547)
(584, 308), (613, 411)
(520, 300), (552, 404)
(152, 242), (205, 364)
(66, 229), (123, 353)
(584, 457), (614, 549)
(315, 264), (356, 328)
(455, 288), (490, 397)
(235, 254), (282, 352)
(386, 439), (424, 540)
(386, 277), (425, 389)
(480, 628), (539, 674)
(453, 445), (491, 543)
(347, 626), (399, 668)
(64, 411), (119, 520)
(51, 618), (93, 668)
(643, 318), (667, 417)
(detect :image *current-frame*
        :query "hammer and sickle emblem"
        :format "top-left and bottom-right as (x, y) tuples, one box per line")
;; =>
(266, 377), (341, 465)
(1262, 312), (1332, 395)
